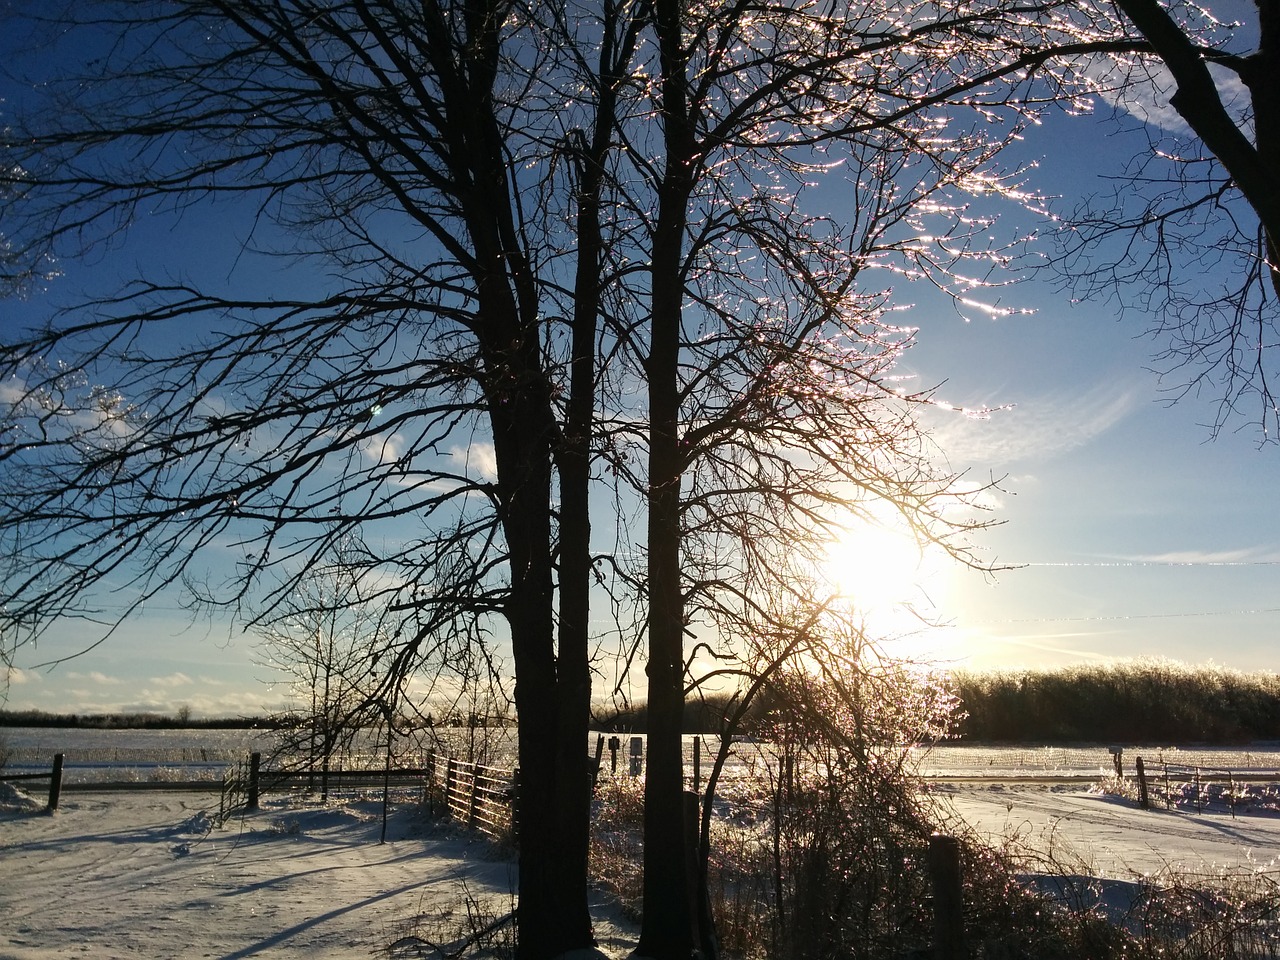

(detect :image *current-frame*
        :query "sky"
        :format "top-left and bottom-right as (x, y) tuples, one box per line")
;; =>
(3, 4), (1278, 718)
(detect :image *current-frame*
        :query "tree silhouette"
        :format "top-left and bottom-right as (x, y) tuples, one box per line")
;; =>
(1, 2), (1140, 956)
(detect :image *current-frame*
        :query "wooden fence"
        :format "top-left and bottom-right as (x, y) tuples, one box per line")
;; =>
(433, 756), (515, 840)
(1134, 756), (1241, 816)
(217, 751), (515, 840)
(0, 752), (64, 811)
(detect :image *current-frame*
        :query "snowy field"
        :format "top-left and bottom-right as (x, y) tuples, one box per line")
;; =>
(932, 782), (1280, 878)
(6, 730), (1280, 957)
(0, 785), (635, 960)
(9, 725), (1280, 783)
(6, 777), (1280, 957)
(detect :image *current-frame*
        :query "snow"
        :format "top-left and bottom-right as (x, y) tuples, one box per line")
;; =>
(932, 782), (1280, 879)
(0, 786), (635, 959)
(5, 778), (1280, 957)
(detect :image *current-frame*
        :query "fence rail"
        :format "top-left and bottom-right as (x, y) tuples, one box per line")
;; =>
(0, 753), (64, 811)
(1135, 756), (1245, 816)
(214, 752), (516, 840)
(435, 757), (514, 839)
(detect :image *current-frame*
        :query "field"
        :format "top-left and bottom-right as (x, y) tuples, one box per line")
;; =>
(6, 729), (1280, 957)
(8, 724), (1280, 784)
(0, 785), (636, 960)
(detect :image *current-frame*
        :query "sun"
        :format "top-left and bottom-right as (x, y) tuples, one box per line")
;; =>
(821, 511), (951, 639)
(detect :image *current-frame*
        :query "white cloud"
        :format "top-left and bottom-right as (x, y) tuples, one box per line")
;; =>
(449, 442), (498, 481)
(1079, 52), (1251, 138)
(148, 672), (194, 688)
(1125, 547), (1280, 565)
(360, 431), (406, 470)
(4, 666), (35, 686)
(926, 383), (1137, 467)
(66, 670), (123, 686)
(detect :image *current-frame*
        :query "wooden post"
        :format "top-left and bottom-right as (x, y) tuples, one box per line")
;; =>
(446, 758), (458, 819)
(1109, 746), (1123, 779)
(692, 735), (701, 794)
(247, 752), (261, 811)
(380, 742), (392, 845)
(46, 753), (64, 812)
(425, 749), (436, 812)
(1135, 756), (1150, 810)
(928, 833), (965, 960)
(510, 767), (521, 843)
(467, 763), (480, 828)
(592, 734), (604, 788)
(684, 790), (718, 959)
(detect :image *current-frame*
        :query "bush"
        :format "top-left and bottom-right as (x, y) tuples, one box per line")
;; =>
(587, 643), (1280, 959)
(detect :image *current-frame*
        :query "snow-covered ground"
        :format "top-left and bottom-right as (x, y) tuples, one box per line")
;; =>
(5, 753), (1280, 958)
(0, 785), (635, 960)
(931, 782), (1280, 879)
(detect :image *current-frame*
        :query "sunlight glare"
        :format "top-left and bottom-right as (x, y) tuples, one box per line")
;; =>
(822, 511), (952, 642)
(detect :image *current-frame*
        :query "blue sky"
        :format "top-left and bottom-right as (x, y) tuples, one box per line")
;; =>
(4, 7), (1278, 718)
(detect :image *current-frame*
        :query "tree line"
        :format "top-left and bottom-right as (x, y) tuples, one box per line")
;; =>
(0, 708), (270, 730)
(951, 662), (1280, 744)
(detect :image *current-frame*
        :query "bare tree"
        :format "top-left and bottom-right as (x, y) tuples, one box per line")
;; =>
(1, 2), (1155, 956)
(1047, 0), (1280, 436)
(603, 2), (1120, 954)
(257, 541), (403, 797)
(0, 2), (613, 954)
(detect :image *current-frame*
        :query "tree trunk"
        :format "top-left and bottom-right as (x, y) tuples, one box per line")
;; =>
(442, 0), (598, 949)
(489, 356), (594, 959)
(637, 2), (698, 956)
(1248, 0), (1280, 294)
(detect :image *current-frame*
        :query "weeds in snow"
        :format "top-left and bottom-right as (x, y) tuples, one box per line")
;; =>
(386, 884), (517, 960)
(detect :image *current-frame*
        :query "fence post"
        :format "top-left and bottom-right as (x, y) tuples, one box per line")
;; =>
(248, 752), (261, 811)
(46, 753), (64, 812)
(425, 749), (436, 812)
(446, 758), (458, 819)
(692, 735), (701, 794)
(629, 736), (643, 776)
(928, 833), (965, 960)
(1135, 756), (1150, 810)
(467, 763), (480, 828)
(685, 790), (717, 958)
(510, 767), (521, 844)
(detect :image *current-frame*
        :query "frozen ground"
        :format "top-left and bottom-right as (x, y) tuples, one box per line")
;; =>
(932, 781), (1280, 879)
(5, 773), (1280, 957)
(0, 786), (635, 960)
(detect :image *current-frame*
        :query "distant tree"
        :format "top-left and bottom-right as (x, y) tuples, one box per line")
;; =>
(257, 547), (399, 797)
